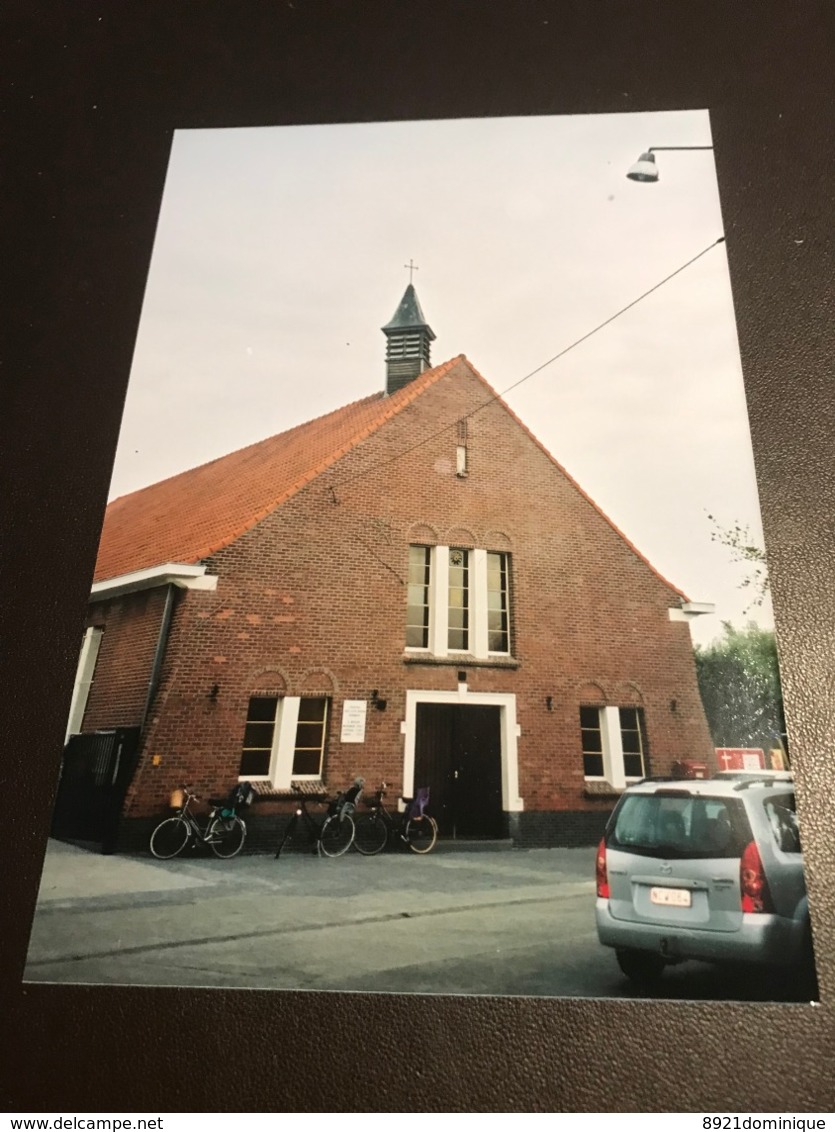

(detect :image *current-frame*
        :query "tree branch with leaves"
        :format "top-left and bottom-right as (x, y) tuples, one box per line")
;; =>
(706, 513), (770, 611)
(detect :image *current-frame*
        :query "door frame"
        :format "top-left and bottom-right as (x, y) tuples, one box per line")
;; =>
(402, 688), (524, 815)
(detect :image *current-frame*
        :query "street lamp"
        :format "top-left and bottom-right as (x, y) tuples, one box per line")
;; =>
(626, 145), (714, 183)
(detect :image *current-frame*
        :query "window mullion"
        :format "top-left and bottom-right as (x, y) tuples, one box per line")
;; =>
(432, 546), (449, 657)
(602, 706), (626, 789)
(472, 548), (488, 658)
(273, 697), (299, 788)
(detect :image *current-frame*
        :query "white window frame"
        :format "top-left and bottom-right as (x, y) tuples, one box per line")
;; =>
(405, 545), (511, 659)
(581, 705), (646, 788)
(65, 627), (103, 742)
(239, 695), (328, 788)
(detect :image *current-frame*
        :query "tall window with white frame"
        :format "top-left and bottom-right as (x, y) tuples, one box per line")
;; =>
(405, 544), (513, 659)
(406, 545), (431, 649)
(486, 551), (510, 654)
(448, 548), (470, 651)
(580, 705), (647, 784)
(239, 695), (330, 781)
(65, 626), (104, 742)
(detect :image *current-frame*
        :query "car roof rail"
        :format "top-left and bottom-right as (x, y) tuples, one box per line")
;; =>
(732, 775), (793, 791)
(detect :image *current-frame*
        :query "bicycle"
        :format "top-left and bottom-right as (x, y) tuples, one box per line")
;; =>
(274, 777), (364, 859)
(353, 783), (438, 855)
(149, 782), (253, 860)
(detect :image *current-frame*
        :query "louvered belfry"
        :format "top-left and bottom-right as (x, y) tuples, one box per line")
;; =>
(381, 283), (437, 395)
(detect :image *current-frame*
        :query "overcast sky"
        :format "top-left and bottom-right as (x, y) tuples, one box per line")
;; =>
(112, 109), (772, 647)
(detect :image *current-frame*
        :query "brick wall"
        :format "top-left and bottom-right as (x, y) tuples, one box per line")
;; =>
(91, 360), (715, 842)
(83, 587), (173, 730)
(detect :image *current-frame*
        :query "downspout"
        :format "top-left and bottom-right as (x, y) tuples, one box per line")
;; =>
(140, 583), (178, 732)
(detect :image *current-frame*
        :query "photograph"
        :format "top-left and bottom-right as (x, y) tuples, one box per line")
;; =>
(23, 108), (816, 1004)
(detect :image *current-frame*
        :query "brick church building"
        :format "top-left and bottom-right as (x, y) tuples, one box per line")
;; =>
(60, 283), (715, 851)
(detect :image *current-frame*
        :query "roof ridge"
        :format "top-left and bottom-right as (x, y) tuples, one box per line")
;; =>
(457, 356), (689, 600)
(107, 388), (388, 506)
(98, 356), (469, 577)
(96, 353), (686, 603)
(182, 355), (467, 560)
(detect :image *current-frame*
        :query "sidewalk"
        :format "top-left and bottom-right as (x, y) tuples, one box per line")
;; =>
(34, 839), (218, 904)
(34, 837), (596, 902)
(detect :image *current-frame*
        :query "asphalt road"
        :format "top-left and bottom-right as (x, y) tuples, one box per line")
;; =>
(23, 840), (815, 1003)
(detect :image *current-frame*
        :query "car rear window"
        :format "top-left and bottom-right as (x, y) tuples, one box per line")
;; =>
(763, 791), (801, 853)
(608, 793), (752, 860)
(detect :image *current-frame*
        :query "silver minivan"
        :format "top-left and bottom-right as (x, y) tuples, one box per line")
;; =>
(595, 775), (814, 988)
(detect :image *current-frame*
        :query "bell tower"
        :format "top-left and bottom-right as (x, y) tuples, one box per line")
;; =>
(381, 272), (436, 396)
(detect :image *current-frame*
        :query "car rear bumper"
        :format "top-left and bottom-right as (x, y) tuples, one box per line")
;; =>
(595, 899), (805, 967)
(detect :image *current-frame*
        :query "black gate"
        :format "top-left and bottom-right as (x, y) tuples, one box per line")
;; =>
(51, 728), (141, 853)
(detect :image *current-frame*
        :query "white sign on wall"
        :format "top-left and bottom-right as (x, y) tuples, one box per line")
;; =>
(340, 699), (368, 743)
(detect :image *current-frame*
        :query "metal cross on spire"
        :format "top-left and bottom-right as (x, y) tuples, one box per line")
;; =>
(403, 259), (419, 284)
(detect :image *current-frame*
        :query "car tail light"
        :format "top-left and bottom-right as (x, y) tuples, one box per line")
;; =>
(596, 837), (610, 899)
(740, 840), (773, 913)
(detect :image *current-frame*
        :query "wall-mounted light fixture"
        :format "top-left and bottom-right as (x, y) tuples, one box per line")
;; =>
(670, 698), (678, 713)
(370, 689), (388, 711)
(546, 696), (553, 712)
(208, 683), (220, 702)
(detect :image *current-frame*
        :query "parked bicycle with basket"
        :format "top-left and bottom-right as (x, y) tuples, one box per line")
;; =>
(353, 782), (438, 855)
(149, 781), (255, 860)
(275, 777), (364, 859)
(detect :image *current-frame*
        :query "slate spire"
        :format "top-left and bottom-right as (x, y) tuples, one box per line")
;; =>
(381, 282), (436, 395)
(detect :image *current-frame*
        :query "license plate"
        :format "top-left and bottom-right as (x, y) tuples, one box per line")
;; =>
(650, 886), (692, 908)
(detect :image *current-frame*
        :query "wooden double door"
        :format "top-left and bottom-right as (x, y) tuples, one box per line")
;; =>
(413, 703), (503, 839)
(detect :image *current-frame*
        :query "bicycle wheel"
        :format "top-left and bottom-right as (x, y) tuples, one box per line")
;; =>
(149, 817), (191, 860)
(208, 816), (246, 859)
(353, 812), (388, 856)
(405, 814), (438, 854)
(319, 813), (355, 858)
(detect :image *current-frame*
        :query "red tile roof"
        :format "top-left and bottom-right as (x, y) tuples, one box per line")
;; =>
(94, 354), (687, 599)
(94, 357), (463, 582)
